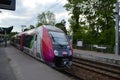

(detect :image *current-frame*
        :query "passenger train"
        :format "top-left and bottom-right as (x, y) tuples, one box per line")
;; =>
(10, 25), (73, 68)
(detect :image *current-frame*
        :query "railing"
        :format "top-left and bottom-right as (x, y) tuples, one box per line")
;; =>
(73, 44), (114, 53)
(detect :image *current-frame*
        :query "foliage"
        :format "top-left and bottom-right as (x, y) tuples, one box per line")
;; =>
(97, 27), (115, 45)
(24, 25), (35, 31)
(64, 0), (116, 46)
(24, 28), (29, 31)
(55, 19), (67, 34)
(36, 22), (42, 27)
(37, 11), (56, 26)
(8, 32), (18, 39)
(29, 25), (35, 29)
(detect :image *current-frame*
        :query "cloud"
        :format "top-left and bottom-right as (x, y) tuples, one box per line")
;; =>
(0, 0), (69, 32)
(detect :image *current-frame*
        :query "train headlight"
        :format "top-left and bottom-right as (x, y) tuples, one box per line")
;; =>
(69, 50), (72, 56)
(67, 46), (70, 49)
(54, 50), (59, 56)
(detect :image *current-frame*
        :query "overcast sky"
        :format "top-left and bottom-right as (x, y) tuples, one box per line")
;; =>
(0, 0), (70, 32)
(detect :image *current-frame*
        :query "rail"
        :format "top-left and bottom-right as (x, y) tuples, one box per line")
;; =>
(72, 57), (120, 80)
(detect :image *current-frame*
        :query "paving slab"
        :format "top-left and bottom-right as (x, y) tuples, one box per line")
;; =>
(0, 47), (17, 80)
(4, 45), (74, 80)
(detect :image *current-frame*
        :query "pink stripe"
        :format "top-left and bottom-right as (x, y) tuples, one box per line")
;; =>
(42, 27), (54, 62)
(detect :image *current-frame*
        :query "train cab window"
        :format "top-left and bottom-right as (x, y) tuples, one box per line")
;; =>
(49, 31), (68, 45)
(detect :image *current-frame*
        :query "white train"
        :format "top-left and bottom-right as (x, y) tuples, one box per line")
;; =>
(11, 25), (73, 68)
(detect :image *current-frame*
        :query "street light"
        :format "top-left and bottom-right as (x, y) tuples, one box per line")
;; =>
(115, 0), (119, 56)
(4, 28), (7, 47)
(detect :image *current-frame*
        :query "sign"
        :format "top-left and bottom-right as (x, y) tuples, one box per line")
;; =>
(77, 41), (83, 47)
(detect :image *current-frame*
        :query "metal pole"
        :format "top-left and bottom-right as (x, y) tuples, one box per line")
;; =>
(115, 2), (119, 56)
(4, 29), (7, 47)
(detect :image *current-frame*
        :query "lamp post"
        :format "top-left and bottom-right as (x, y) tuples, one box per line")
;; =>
(115, 1), (119, 56)
(4, 29), (7, 47)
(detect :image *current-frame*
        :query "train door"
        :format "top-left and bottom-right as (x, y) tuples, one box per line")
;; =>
(36, 34), (42, 59)
(20, 34), (24, 51)
(33, 35), (37, 57)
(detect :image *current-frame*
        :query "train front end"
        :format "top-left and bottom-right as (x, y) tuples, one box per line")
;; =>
(49, 30), (73, 68)
(42, 26), (73, 69)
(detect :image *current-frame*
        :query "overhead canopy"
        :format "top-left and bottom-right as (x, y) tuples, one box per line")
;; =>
(0, 26), (13, 34)
(0, 0), (11, 5)
(0, 0), (16, 11)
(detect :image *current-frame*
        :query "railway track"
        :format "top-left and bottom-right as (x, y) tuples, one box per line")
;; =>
(59, 69), (83, 80)
(72, 57), (120, 80)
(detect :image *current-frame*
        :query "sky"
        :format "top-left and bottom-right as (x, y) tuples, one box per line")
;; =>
(0, 0), (70, 32)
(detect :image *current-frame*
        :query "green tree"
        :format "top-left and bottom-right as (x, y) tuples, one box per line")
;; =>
(8, 32), (18, 39)
(37, 11), (56, 26)
(36, 22), (42, 27)
(64, 0), (116, 45)
(23, 25), (35, 31)
(64, 0), (85, 43)
(55, 19), (67, 34)
(24, 28), (29, 31)
(29, 25), (35, 29)
(84, 0), (116, 45)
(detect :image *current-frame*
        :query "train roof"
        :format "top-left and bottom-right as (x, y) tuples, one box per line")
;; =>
(16, 28), (36, 36)
(42, 25), (64, 32)
(15, 25), (64, 36)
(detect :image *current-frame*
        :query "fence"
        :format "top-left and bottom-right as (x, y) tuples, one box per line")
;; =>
(73, 44), (115, 54)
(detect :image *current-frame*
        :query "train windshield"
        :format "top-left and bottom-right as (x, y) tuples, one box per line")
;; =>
(49, 31), (68, 45)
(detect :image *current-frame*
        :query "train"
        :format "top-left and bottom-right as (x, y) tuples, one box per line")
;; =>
(10, 25), (73, 69)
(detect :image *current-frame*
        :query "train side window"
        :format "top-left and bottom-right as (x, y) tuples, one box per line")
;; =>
(35, 35), (37, 41)
(23, 35), (33, 48)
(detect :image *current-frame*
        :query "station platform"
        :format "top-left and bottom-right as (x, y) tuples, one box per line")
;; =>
(0, 46), (17, 80)
(74, 49), (120, 65)
(0, 45), (73, 80)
